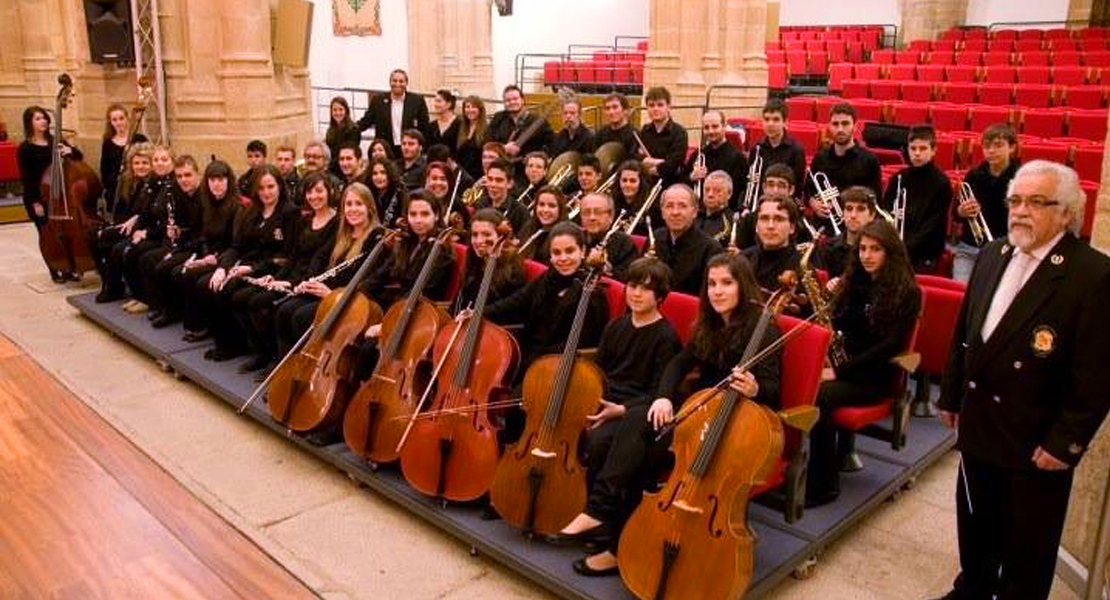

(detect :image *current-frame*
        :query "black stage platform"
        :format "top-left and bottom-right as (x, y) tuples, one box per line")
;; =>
(68, 292), (956, 599)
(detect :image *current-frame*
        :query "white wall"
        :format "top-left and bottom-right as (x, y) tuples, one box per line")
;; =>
(964, 0), (1070, 27)
(307, 0), (409, 92)
(490, 0), (649, 93)
(778, 0), (900, 27)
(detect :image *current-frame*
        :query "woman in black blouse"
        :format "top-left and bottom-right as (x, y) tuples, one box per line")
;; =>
(427, 90), (460, 155)
(366, 156), (404, 226)
(456, 95), (488, 181)
(99, 103), (147, 217)
(515, 185), (569, 264)
(231, 170), (340, 374)
(326, 97), (361, 176)
(454, 208), (524, 312)
(806, 219), (921, 507)
(550, 252), (780, 576)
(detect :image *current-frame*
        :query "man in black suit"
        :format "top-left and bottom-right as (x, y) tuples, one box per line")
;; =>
(356, 69), (430, 159)
(933, 161), (1110, 600)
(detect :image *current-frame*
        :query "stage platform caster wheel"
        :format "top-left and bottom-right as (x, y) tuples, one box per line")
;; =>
(792, 555), (817, 579)
(172, 369), (186, 381)
(888, 486), (905, 502)
(469, 546), (480, 557)
(903, 476), (917, 490)
(157, 358), (172, 372)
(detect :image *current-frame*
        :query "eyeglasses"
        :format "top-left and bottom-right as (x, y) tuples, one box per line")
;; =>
(1005, 195), (1060, 210)
(580, 208), (612, 216)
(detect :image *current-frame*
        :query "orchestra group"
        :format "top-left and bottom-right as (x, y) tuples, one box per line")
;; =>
(16, 68), (1110, 600)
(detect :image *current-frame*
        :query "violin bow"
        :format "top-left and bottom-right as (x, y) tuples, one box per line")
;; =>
(237, 324), (315, 415)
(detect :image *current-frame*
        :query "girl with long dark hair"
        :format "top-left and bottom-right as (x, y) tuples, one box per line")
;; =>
(326, 96), (361, 175)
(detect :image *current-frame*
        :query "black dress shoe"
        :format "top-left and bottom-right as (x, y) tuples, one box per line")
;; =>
(95, 289), (125, 303)
(252, 361), (276, 383)
(572, 556), (619, 577)
(237, 355), (270, 373)
(64, 271), (81, 282)
(182, 329), (209, 342)
(542, 523), (612, 548)
(151, 314), (179, 329)
(50, 271), (66, 284)
(804, 489), (841, 509)
(146, 309), (162, 321)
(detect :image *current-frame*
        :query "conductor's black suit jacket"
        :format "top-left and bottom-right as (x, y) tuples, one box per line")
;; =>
(939, 233), (1110, 470)
(357, 92), (430, 156)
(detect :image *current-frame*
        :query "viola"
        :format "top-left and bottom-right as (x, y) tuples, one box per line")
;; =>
(488, 271), (603, 534)
(397, 237), (519, 501)
(616, 287), (792, 600)
(39, 73), (101, 276)
(265, 231), (392, 432)
(342, 229), (453, 464)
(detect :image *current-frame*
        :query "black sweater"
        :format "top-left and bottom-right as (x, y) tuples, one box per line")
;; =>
(595, 123), (639, 159)
(652, 226), (723, 294)
(272, 213), (339, 282)
(639, 119), (689, 185)
(596, 315), (682, 408)
(742, 244), (801, 292)
(17, 141), (52, 204)
(486, 269), (610, 369)
(959, 160), (1018, 247)
(193, 196), (241, 256)
(882, 162), (953, 268)
(748, 134), (807, 196)
(658, 318), (781, 410)
(361, 235), (457, 307)
(218, 203), (298, 269)
(832, 275), (921, 391)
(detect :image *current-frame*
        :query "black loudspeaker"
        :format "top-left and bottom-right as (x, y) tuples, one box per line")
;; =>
(862, 121), (910, 150)
(84, 0), (134, 65)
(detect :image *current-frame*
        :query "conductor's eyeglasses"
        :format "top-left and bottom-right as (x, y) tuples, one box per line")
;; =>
(1005, 195), (1060, 210)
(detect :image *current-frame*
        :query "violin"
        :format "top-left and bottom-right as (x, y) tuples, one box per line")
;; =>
(397, 237), (520, 501)
(39, 73), (102, 276)
(616, 286), (792, 600)
(342, 229), (453, 464)
(488, 271), (604, 534)
(265, 230), (392, 432)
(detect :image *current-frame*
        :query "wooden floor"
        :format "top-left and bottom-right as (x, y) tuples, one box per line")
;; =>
(0, 335), (319, 600)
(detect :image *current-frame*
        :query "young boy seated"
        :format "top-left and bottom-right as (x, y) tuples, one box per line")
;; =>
(880, 124), (952, 273)
(951, 123), (1018, 282)
(237, 139), (267, 196)
(815, 186), (877, 278)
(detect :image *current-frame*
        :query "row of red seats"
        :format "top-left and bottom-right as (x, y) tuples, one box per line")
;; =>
(841, 78), (1109, 110)
(908, 37), (1110, 53)
(589, 51), (646, 63)
(542, 60), (644, 87)
(940, 27), (1110, 41)
(868, 48), (1110, 67)
(829, 62), (1106, 88)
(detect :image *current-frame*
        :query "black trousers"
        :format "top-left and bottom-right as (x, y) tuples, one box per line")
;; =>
(139, 248), (191, 313)
(952, 454), (1073, 600)
(229, 285), (284, 362)
(90, 227), (128, 293)
(274, 295), (319, 358)
(585, 403), (674, 553)
(122, 239), (165, 303)
(806, 378), (885, 501)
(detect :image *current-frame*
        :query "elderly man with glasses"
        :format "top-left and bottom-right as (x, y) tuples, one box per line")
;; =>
(933, 161), (1110, 600)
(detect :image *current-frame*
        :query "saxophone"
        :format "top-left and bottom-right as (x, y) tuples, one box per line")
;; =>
(799, 242), (848, 368)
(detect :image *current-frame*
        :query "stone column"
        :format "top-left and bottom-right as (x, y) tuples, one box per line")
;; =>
(1068, 0), (1093, 25)
(407, 0), (494, 98)
(899, 0), (968, 48)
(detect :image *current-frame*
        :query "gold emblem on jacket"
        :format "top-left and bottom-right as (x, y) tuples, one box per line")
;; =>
(1031, 325), (1056, 357)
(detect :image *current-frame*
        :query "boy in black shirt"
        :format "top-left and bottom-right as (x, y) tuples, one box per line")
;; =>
(638, 87), (688, 186)
(952, 123), (1018, 282)
(808, 103), (882, 234)
(881, 124), (952, 273)
(748, 98), (806, 193)
(815, 186), (878, 278)
(237, 139), (267, 197)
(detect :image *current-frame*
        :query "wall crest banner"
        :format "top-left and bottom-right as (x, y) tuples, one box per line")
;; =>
(332, 0), (381, 36)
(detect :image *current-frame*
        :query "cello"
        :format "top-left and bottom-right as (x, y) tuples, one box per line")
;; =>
(39, 73), (102, 276)
(488, 271), (603, 534)
(616, 287), (791, 600)
(342, 229), (453, 464)
(265, 230), (393, 432)
(396, 237), (519, 501)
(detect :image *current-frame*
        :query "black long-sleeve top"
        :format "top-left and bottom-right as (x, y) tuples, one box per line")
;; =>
(326, 124), (362, 175)
(548, 124), (596, 157)
(138, 175), (177, 241)
(455, 250), (525, 313)
(807, 144), (882, 235)
(882, 162), (953, 269)
(303, 227), (390, 289)
(748, 134), (807, 196)
(585, 229), (639, 282)
(17, 141), (52, 204)
(813, 234), (855, 279)
(271, 213), (339, 282)
(639, 119), (689, 185)
(657, 319), (781, 410)
(487, 110), (554, 156)
(218, 203), (298, 269)
(959, 160), (1018, 247)
(697, 208), (730, 241)
(99, 138), (127, 209)
(192, 196), (241, 256)
(486, 268), (610, 369)
(426, 118), (461, 155)
(652, 226), (723, 294)
(115, 174), (161, 224)
(361, 235), (457, 307)
(741, 244), (801, 292)
(686, 140), (749, 210)
(457, 133), (485, 181)
(832, 275), (921, 391)
(476, 196), (530, 236)
(596, 315), (682, 408)
(594, 123), (639, 158)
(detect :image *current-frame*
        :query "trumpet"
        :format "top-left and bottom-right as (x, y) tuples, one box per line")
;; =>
(959, 182), (993, 246)
(743, 146), (763, 215)
(693, 148), (706, 201)
(645, 215), (657, 258)
(893, 174), (907, 240)
(623, 179), (664, 234)
(808, 170), (843, 236)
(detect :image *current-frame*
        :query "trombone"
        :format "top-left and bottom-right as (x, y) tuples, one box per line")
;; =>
(567, 169), (619, 220)
(808, 170), (843, 236)
(959, 182), (993, 246)
(623, 179), (664, 234)
(743, 147), (763, 215)
(526, 163), (575, 211)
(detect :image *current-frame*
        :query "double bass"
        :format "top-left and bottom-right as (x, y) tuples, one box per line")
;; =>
(342, 229), (453, 464)
(397, 237), (519, 501)
(39, 73), (102, 276)
(265, 231), (393, 432)
(616, 287), (791, 600)
(488, 271), (603, 534)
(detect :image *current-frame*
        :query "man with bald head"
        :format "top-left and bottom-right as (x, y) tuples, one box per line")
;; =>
(580, 192), (639, 281)
(685, 110), (748, 210)
(933, 161), (1110, 600)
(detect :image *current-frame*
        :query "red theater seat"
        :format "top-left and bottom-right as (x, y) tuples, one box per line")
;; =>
(1021, 141), (1070, 163)
(855, 63), (882, 80)
(946, 64), (978, 83)
(983, 51), (1013, 66)
(934, 134), (958, 170)
(1069, 108), (1110, 140)
(918, 64), (946, 82)
(1062, 85), (1106, 109)
(983, 65), (1017, 83)
(929, 50), (955, 65)
(1073, 143), (1105, 181)
(872, 49), (895, 64)
(659, 292), (698, 345)
(978, 83), (1014, 105)
(969, 105), (1012, 131)
(943, 82), (978, 104)
(786, 96), (816, 122)
(808, 51), (829, 75)
(931, 103), (969, 131)
(842, 79), (870, 100)
(1052, 65), (1088, 85)
(1020, 52), (1051, 66)
(1054, 51), (1083, 66)
(911, 283), (965, 410)
(600, 277), (626, 322)
(962, 40), (987, 53)
(786, 50), (808, 76)
(828, 63), (854, 93)
(814, 95), (842, 123)
(1018, 65), (1053, 84)
(1015, 84), (1054, 108)
(1016, 39), (1045, 52)
(791, 122), (822, 156)
(1022, 107), (1068, 138)
(955, 51), (982, 66)
(848, 98), (884, 122)
(1086, 50), (1110, 66)
(895, 50), (921, 65)
(523, 258), (547, 282)
(443, 243), (469, 305)
(889, 101), (930, 125)
(828, 41), (848, 63)
(1080, 181), (1099, 238)
(888, 64), (917, 81)
(901, 81), (934, 102)
(871, 80), (900, 100)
